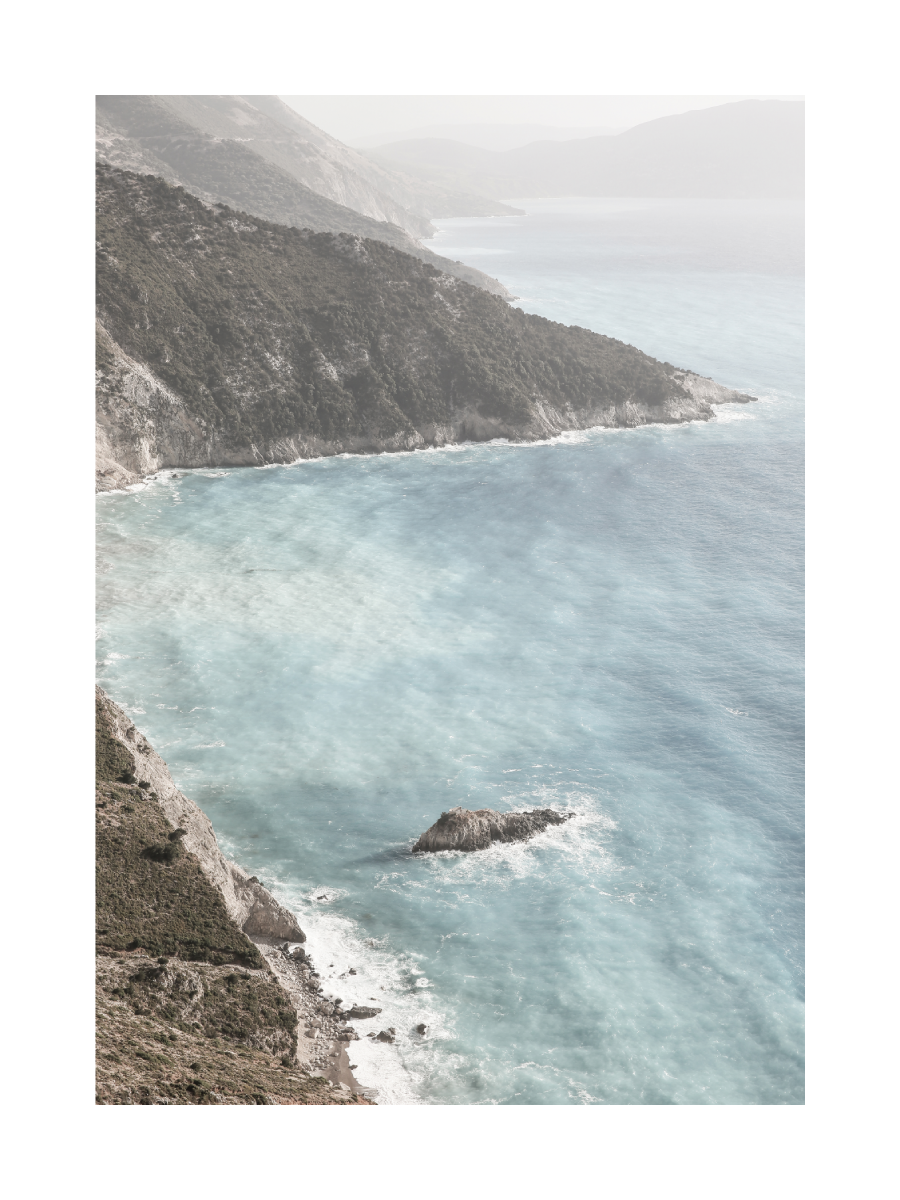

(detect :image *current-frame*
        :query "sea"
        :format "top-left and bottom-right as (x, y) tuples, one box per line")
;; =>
(96, 196), (804, 1105)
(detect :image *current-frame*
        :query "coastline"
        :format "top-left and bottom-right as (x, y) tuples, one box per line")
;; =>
(95, 687), (377, 1103)
(96, 369), (756, 494)
(95, 166), (757, 495)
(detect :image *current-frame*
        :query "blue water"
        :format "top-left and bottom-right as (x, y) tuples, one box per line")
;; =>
(96, 198), (804, 1104)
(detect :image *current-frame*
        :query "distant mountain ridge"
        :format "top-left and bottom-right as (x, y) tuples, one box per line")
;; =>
(96, 96), (520, 297)
(367, 100), (804, 199)
(350, 122), (622, 152)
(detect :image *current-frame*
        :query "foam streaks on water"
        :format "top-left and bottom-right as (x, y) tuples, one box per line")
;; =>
(96, 198), (803, 1104)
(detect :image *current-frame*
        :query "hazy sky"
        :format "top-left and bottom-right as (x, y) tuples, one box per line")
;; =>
(280, 95), (802, 144)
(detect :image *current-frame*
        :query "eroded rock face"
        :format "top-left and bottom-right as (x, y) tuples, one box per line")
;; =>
(96, 687), (305, 943)
(411, 807), (573, 853)
(94, 168), (755, 493)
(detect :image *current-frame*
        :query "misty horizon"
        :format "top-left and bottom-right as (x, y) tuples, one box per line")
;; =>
(280, 94), (804, 149)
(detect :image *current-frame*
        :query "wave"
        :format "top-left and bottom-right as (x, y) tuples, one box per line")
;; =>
(215, 838), (450, 1105)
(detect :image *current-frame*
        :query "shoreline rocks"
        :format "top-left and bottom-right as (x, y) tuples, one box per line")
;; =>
(342, 1005), (382, 1021)
(96, 365), (756, 494)
(412, 806), (574, 853)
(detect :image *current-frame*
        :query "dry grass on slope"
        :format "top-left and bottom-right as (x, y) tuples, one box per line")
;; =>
(95, 693), (372, 1104)
(96, 956), (367, 1105)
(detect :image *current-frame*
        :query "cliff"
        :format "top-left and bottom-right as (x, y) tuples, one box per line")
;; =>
(96, 95), (515, 298)
(95, 687), (374, 1104)
(95, 165), (754, 490)
(97, 687), (303, 943)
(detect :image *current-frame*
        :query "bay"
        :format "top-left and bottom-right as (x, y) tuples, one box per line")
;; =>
(97, 197), (804, 1104)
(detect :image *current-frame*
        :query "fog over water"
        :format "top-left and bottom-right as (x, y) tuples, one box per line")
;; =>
(97, 197), (804, 1104)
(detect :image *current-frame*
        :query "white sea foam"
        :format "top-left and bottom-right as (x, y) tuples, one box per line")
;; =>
(239, 804), (620, 1103)
(198, 851), (458, 1105)
(97, 197), (805, 1106)
(263, 875), (452, 1105)
(713, 407), (757, 423)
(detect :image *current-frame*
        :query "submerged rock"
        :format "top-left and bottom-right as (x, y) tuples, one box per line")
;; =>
(412, 807), (574, 853)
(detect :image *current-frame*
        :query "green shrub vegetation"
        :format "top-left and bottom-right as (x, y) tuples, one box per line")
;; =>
(96, 163), (686, 454)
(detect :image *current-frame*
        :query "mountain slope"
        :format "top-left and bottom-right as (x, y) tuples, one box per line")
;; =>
(368, 100), (805, 199)
(96, 96), (514, 297)
(95, 687), (372, 1105)
(95, 165), (753, 489)
(238, 95), (523, 220)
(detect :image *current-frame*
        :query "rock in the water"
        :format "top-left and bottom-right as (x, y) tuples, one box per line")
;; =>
(345, 1005), (382, 1020)
(375, 1029), (395, 1043)
(411, 806), (573, 853)
(415, 1023), (427, 1035)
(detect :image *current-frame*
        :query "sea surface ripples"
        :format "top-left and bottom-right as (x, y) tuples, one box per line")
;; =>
(97, 198), (804, 1104)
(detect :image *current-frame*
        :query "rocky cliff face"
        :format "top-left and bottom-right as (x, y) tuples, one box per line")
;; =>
(230, 95), (522, 224)
(96, 314), (752, 492)
(97, 687), (304, 943)
(95, 687), (375, 1103)
(95, 166), (754, 492)
(412, 806), (574, 853)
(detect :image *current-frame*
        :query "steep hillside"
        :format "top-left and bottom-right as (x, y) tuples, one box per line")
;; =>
(95, 688), (372, 1104)
(368, 100), (805, 200)
(233, 94), (523, 220)
(96, 95), (517, 297)
(96, 165), (753, 488)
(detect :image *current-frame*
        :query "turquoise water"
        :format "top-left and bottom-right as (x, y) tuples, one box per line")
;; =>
(96, 198), (804, 1104)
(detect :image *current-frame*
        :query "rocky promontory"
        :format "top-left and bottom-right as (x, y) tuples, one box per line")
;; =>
(412, 806), (574, 853)
(95, 687), (374, 1105)
(95, 165), (755, 492)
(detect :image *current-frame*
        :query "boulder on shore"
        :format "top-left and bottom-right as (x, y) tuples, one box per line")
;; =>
(342, 1005), (382, 1020)
(411, 807), (573, 853)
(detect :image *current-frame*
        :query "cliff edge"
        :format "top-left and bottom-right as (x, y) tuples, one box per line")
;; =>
(95, 687), (374, 1104)
(97, 687), (303, 943)
(95, 165), (755, 492)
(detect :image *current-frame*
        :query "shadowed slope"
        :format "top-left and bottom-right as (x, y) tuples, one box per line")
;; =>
(96, 164), (751, 485)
